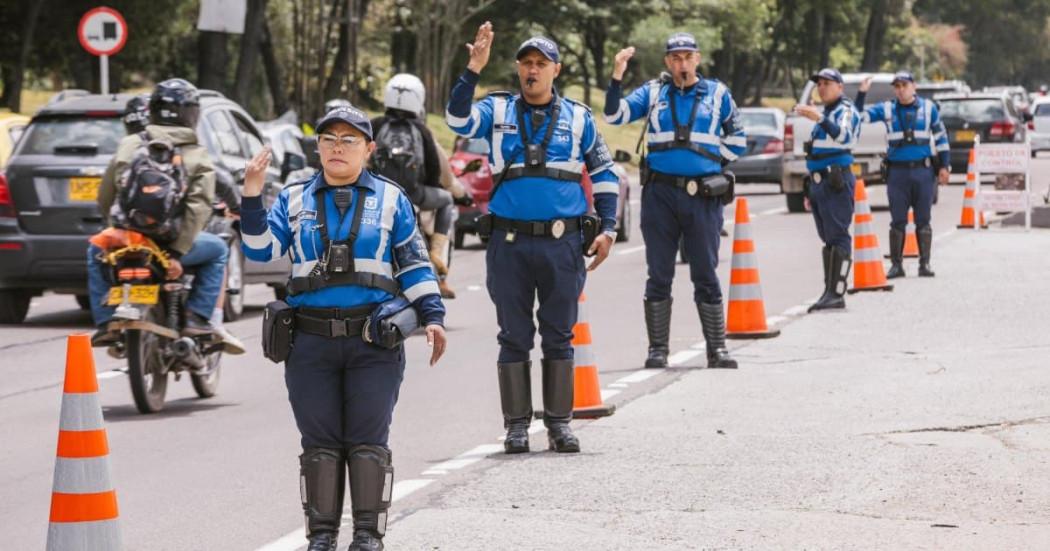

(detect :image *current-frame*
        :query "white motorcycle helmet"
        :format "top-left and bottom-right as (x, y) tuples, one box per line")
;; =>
(383, 74), (426, 117)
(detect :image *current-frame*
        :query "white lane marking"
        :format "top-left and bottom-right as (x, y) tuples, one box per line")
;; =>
(600, 389), (621, 400)
(758, 207), (788, 217)
(668, 349), (702, 366)
(615, 370), (660, 384)
(467, 285), (483, 292)
(615, 245), (646, 256)
(421, 444), (504, 476)
(391, 479), (435, 502)
(781, 304), (809, 317)
(97, 370), (125, 381)
(608, 382), (629, 389)
(690, 341), (707, 350)
(256, 529), (306, 551)
(629, 199), (640, 206)
(766, 315), (786, 326)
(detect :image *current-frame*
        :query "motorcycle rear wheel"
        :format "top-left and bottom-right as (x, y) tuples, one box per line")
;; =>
(126, 308), (169, 414)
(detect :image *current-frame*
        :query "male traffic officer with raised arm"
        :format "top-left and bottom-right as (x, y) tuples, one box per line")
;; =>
(857, 71), (949, 278)
(604, 33), (745, 369)
(446, 22), (619, 454)
(793, 68), (861, 312)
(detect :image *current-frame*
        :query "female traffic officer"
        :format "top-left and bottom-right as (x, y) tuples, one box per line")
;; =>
(240, 105), (447, 551)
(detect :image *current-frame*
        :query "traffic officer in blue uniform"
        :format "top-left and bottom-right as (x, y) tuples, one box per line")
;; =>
(240, 106), (447, 551)
(445, 22), (619, 454)
(603, 33), (745, 369)
(793, 68), (861, 312)
(857, 71), (950, 278)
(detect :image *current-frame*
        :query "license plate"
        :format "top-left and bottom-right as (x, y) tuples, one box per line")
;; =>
(107, 285), (159, 305)
(955, 129), (976, 142)
(69, 177), (101, 202)
(850, 164), (862, 176)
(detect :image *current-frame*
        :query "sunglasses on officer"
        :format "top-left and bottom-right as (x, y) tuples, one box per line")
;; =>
(318, 133), (367, 149)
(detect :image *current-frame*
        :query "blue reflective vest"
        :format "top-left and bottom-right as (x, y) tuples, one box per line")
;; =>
(861, 96), (950, 166)
(603, 76), (746, 177)
(805, 97), (861, 172)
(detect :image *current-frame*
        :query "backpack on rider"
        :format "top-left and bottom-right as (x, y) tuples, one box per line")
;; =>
(112, 134), (189, 244)
(372, 117), (426, 203)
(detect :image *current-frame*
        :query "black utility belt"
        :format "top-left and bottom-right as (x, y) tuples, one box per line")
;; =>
(479, 214), (582, 239)
(887, 158), (932, 168)
(648, 170), (732, 198)
(294, 304), (375, 337)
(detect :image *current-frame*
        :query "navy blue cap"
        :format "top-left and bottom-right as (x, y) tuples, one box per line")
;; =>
(892, 71), (915, 85)
(315, 104), (373, 141)
(666, 32), (699, 53)
(516, 37), (560, 63)
(809, 68), (843, 84)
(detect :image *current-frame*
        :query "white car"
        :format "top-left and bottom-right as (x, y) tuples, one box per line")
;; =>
(1028, 97), (1050, 156)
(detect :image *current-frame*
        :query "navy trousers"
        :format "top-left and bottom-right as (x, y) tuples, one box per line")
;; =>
(887, 165), (935, 232)
(640, 181), (725, 304)
(808, 170), (856, 252)
(285, 332), (405, 449)
(486, 229), (586, 363)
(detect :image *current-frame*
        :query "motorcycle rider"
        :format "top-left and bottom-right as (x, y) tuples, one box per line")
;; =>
(88, 79), (231, 350)
(371, 74), (472, 299)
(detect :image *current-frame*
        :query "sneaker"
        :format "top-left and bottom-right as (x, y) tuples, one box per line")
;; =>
(215, 326), (246, 355)
(90, 324), (121, 348)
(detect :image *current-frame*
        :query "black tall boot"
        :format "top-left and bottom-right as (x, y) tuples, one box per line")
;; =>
(807, 246), (832, 313)
(917, 226), (935, 277)
(643, 298), (672, 368)
(497, 361), (532, 454)
(886, 228), (906, 279)
(698, 302), (737, 369)
(300, 448), (345, 551)
(810, 246), (851, 312)
(347, 445), (393, 551)
(542, 358), (580, 453)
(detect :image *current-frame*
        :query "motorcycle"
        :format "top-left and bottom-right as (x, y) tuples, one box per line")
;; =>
(100, 237), (223, 414)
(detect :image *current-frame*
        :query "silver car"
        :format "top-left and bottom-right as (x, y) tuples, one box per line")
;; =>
(1029, 97), (1050, 156)
(732, 107), (785, 184)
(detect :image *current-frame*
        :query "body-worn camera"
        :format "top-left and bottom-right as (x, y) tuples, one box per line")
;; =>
(902, 128), (917, 145)
(526, 144), (545, 167)
(327, 242), (353, 273)
(674, 125), (690, 143)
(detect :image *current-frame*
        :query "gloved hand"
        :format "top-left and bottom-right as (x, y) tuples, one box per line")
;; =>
(454, 194), (475, 207)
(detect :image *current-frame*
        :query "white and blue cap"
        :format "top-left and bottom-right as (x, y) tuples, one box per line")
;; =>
(315, 104), (373, 141)
(809, 68), (843, 84)
(666, 32), (699, 53)
(516, 36), (560, 63)
(892, 71), (916, 85)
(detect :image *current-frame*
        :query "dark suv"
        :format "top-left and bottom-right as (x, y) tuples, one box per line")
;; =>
(936, 92), (1028, 174)
(0, 91), (289, 323)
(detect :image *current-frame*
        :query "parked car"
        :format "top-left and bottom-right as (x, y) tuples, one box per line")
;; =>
(1027, 97), (1050, 156)
(783, 72), (895, 212)
(258, 116), (314, 185)
(0, 90), (290, 324)
(733, 107), (785, 184)
(982, 85), (1031, 116)
(916, 80), (970, 100)
(936, 92), (1028, 174)
(0, 113), (30, 168)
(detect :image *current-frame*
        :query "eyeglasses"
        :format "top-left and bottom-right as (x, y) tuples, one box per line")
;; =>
(318, 133), (365, 148)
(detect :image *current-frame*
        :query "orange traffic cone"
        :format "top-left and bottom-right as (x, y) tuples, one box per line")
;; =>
(958, 148), (988, 229)
(571, 292), (615, 419)
(849, 180), (894, 294)
(47, 335), (121, 550)
(726, 197), (780, 339)
(886, 210), (919, 259)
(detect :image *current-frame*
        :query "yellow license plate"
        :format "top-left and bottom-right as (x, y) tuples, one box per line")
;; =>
(107, 285), (159, 305)
(850, 164), (862, 176)
(955, 129), (976, 142)
(69, 177), (101, 202)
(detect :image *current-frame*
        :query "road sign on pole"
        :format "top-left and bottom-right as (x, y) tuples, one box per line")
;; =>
(78, 7), (128, 95)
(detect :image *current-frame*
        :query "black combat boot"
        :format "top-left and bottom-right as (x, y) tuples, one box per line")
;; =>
(300, 448), (345, 551)
(809, 246), (851, 312)
(643, 298), (672, 368)
(807, 246), (832, 313)
(542, 358), (580, 453)
(886, 228), (906, 279)
(698, 302), (737, 369)
(347, 445), (393, 551)
(497, 361), (532, 454)
(917, 226), (935, 277)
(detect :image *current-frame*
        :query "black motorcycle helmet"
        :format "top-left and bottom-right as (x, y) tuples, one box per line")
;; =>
(149, 78), (201, 128)
(324, 98), (352, 113)
(122, 93), (151, 135)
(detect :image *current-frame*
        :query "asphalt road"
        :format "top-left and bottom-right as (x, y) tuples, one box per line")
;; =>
(1, 161), (1044, 550)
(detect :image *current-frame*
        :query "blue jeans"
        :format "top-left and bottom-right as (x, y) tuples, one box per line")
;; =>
(87, 232), (229, 326)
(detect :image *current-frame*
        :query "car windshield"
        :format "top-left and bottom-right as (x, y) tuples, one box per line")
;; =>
(461, 138), (490, 155)
(938, 99), (1006, 123)
(740, 112), (778, 133)
(1034, 103), (1050, 116)
(18, 116), (124, 155)
(808, 81), (895, 106)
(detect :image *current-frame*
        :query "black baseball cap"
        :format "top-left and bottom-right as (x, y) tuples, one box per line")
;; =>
(892, 71), (915, 85)
(516, 36), (560, 63)
(666, 32), (699, 53)
(809, 68), (843, 84)
(315, 105), (373, 141)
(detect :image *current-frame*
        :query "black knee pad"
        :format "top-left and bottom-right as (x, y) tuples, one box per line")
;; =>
(346, 444), (394, 536)
(299, 447), (345, 535)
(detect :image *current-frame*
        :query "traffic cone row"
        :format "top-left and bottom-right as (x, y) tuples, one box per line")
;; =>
(47, 335), (121, 550)
(958, 148), (988, 229)
(726, 197), (780, 339)
(885, 210), (920, 258)
(571, 292), (615, 419)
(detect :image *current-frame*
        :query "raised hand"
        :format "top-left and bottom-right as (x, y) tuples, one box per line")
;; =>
(243, 146), (271, 198)
(466, 21), (494, 74)
(613, 47), (636, 80)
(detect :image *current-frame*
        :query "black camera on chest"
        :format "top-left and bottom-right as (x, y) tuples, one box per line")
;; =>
(526, 144), (546, 167)
(326, 241), (353, 274)
(674, 125), (690, 143)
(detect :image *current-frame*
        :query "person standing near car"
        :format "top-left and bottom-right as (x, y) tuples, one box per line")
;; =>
(793, 68), (861, 312)
(240, 105), (447, 551)
(89, 78), (228, 347)
(857, 71), (949, 278)
(371, 74), (472, 299)
(603, 33), (745, 369)
(446, 23), (619, 454)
